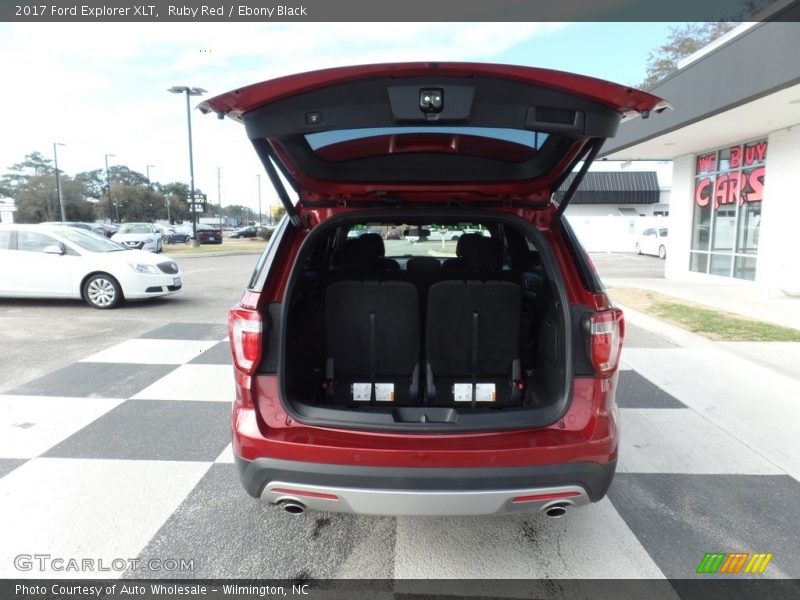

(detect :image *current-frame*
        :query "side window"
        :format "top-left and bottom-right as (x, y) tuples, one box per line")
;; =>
(643, 228), (655, 237)
(0, 230), (10, 249)
(17, 231), (60, 252)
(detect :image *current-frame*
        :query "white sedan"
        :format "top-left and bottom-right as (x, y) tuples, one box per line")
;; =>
(635, 227), (669, 259)
(0, 224), (182, 309)
(112, 222), (162, 253)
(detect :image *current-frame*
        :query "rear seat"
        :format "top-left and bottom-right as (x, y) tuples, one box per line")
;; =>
(441, 233), (516, 283)
(425, 280), (523, 406)
(323, 231), (524, 407)
(325, 280), (420, 405)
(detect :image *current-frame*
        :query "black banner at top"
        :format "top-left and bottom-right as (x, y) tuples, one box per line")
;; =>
(3, 0), (800, 22)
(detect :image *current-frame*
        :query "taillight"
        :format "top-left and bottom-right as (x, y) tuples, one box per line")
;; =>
(590, 308), (624, 377)
(228, 306), (262, 375)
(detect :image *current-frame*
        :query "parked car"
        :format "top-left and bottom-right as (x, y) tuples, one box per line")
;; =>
(635, 227), (669, 259)
(165, 226), (192, 245)
(40, 221), (109, 238)
(228, 225), (259, 239)
(385, 228), (402, 240)
(0, 224), (182, 308)
(95, 223), (117, 238)
(112, 222), (162, 253)
(201, 62), (667, 517)
(193, 223), (223, 244)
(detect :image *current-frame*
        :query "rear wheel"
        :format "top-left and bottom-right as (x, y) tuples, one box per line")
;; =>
(658, 245), (666, 260)
(184, 237), (191, 245)
(635, 242), (641, 255)
(83, 273), (122, 309)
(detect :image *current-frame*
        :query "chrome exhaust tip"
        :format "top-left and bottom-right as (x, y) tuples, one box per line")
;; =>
(543, 503), (569, 518)
(279, 500), (306, 515)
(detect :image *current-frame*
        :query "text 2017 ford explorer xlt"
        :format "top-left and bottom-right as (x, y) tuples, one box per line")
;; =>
(200, 62), (668, 517)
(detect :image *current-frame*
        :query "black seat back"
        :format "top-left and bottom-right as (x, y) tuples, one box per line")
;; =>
(426, 280), (521, 378)
(425, 280), (522, 405)
(325, 280), (420, 403)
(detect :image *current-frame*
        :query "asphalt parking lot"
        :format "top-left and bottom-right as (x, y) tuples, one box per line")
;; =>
(0, 252), (257, 393)
(1, 251), (799, 582)
(590, 251), (666, 279)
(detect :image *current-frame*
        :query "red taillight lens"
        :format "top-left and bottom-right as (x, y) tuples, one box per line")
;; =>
(590, 308), (624, 377)
(228, 306), (263, 375)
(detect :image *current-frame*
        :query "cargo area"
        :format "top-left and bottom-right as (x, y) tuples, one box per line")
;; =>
(274, 215), (577, 430)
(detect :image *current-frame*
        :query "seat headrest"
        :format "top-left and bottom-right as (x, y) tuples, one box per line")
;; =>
(460, 236), (503, 270)
(358, 233), (386, 257)
(454, 233), (484, 257)
(341, 233), (386, 270)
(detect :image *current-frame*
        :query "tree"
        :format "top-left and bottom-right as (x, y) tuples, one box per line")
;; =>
(641, 22), (737, 89)
(1, 152), (58, 222)
(74, 169), (106, 201)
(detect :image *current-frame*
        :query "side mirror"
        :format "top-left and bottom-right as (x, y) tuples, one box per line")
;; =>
(43, 244), (64, 255)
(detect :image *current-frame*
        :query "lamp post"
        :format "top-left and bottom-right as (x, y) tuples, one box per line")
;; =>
(217, 167), (223, 232)
(168, 85), (206, 244)
(53, 143), (66, 221)
(104, 153), (115, 222)
(256, 174), (262, 227)
(145, 164), (156, 222)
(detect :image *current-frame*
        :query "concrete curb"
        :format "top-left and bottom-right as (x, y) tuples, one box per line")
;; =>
(616, 303), (714, 349)
(619, 301), (800, 383)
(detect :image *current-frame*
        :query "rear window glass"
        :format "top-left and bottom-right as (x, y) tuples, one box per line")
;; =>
(306, 127), (548, 150)
(348, 223), (491, 258)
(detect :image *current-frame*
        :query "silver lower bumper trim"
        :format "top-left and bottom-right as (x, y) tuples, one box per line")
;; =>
(261, 481), (590, 516)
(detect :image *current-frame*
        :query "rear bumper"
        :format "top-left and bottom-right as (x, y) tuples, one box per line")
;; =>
(235, 455), (615, 516)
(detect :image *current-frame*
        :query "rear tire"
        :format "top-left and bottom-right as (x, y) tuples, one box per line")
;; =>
(184, 237), (191, 245)
(635, 243), (641, 255)
(658, 245), (667, 260)
(83, 273), (122, 309)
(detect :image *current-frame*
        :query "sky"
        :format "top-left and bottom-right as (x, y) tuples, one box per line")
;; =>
(0, 21), (683, 217)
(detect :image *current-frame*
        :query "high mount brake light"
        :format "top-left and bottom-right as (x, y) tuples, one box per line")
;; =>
(590, 308), (624, 377)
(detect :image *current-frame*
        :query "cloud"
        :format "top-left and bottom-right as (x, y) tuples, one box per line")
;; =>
(0, 22), (568, 212)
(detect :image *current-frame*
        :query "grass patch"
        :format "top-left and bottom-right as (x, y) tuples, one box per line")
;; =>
(607, 287), (800, 342)
(163, 239), (266, 256)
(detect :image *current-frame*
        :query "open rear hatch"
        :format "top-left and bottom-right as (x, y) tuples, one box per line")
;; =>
(200, 62), (668, 217)
(204, 63), (666, 431)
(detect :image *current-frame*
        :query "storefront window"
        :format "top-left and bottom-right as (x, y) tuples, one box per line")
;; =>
(736, 201), (761, 255)
(691, 197), (711, 251)
(689, 140), (766, 280)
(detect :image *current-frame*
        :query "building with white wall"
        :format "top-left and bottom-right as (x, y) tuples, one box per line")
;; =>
(602, 16), (800, 296)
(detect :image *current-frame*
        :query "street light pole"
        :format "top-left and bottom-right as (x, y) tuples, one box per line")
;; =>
(104, 153), (115, 223)
(144, 164), (157, 222)
(168, 86), (206, 244)
(217, 167), (223, 232)
(53, 143), (66, 221)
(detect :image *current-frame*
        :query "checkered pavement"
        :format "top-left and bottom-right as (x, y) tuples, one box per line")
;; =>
(1, 322), (798, 580)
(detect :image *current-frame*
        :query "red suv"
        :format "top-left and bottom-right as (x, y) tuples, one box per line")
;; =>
(201, 63), (667, 517)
